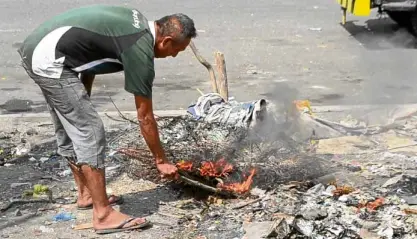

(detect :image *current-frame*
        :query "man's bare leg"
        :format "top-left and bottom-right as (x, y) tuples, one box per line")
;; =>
(68, 161), (91, 207)
(73, 73), (95, 207)
(68, 160), (121, 208)
(71, 74), (121, 208)
(80, 165), (146, 229)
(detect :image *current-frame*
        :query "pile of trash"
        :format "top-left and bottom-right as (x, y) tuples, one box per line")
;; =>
(108, 114), (332, 190)
(175, 174), (417, 239)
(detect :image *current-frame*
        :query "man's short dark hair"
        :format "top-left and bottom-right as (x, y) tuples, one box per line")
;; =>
(155, 13), (197, 42)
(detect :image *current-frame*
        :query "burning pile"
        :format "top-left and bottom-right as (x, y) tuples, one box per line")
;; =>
(108, 115), (331, 197)
(176, 158), (256, 194)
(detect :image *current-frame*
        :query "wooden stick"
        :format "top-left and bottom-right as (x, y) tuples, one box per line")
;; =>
(73, 222), (93, 231)
(189, 41), (218, 93)
(214, 51), (229, 101)
(178, 174), (235, 197)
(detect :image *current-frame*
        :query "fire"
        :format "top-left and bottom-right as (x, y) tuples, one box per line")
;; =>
(175, 157), (256, 194)
(293, 100), (313, 115)
(176, 160), (193, 171)
(357, 197), (384, 212)
(218, 168), (256, 194)
(199, 158), (234, 177)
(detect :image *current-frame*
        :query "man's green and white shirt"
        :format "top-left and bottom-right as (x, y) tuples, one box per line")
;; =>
(19, 5), (156, 98)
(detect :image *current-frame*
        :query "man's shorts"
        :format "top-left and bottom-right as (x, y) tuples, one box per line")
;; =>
(21, 61), (106, 169)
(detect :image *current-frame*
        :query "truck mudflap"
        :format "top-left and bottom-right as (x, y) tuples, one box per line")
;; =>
(337, 0), (372, 24)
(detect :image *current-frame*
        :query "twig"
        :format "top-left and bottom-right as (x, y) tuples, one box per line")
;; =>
(231, 198), (262, 210)
(189, 40), (218, 93)
(104, 113), (128, 123)
(178, 173), (235, 197)
(196, 88), (205, 96)
(108, 96), (139, 125)
(107, 96), (165, 128)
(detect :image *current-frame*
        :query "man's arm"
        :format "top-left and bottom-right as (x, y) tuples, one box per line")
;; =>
(119, 32), (177, 177)
(134, 95), (165, 163)
(134, 95), (178, 178)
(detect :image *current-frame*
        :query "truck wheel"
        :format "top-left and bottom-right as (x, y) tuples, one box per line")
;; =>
(386, 11), (411, 27)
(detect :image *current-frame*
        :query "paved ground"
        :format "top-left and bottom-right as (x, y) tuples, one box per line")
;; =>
(2, 0), (417, 115)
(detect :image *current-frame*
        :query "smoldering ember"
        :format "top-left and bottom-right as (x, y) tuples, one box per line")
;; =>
(2, 95), (417, 239)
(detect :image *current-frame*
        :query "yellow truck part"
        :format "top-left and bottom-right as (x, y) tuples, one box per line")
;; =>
(337, 0), (372, 24)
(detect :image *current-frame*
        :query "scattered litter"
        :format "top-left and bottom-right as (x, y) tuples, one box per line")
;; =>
(33, 184), (50, 197)
(39, 157), (49, 163)
(13, 143), (31, 156)
(58, 169), (71, 177)
(309, 27), (322, 31)
(53, 212), (76, 222)
(39, 225), (54, 233)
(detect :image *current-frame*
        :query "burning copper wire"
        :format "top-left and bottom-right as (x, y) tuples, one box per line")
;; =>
(176, 160), (194, 171)
(119, 147), (256, 195)
(218, 168), (256, 194)
(199, 158), (234, 177)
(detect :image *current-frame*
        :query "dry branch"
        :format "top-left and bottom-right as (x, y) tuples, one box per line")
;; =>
(189, 40), (218, 93)
(214, 51), (229, 101)
(107, 96), (138, 125)
(178, 172), (236, 198)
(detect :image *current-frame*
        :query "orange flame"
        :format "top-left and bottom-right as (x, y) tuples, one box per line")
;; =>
(218, 168), (256, 194)
(199, 158), (234, 177)
(176, 160), (194, 171)
(175, 158), (256, 194)
(357, 197), (384, 212)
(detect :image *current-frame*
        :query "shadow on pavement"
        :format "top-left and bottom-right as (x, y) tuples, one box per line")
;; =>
(341, 19), (417, 50)
(118, 186), (188, 218)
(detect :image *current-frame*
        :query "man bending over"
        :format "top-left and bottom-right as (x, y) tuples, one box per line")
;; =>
(18, 4), (197, 235)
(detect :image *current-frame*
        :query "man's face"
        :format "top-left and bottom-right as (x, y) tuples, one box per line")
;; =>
(154, 37), (191, 58)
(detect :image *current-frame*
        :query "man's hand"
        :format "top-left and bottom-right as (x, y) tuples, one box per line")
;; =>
(156, 161), (178, 179)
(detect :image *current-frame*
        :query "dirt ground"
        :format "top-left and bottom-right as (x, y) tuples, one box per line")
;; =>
(2, 108), (417, 239)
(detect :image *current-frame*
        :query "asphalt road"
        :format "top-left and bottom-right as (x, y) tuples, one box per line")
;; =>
(1, 0), (417, 114)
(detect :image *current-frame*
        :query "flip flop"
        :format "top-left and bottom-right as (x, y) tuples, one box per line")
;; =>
(77, 195), (124, 210)
(95, 218), (152, 235)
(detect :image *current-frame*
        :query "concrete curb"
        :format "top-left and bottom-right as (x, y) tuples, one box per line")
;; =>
(1, 103), (416, 120)
(0, 110), (187, 119)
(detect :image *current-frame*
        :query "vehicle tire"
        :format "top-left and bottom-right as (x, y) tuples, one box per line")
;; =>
(386, 11), (411, 28)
